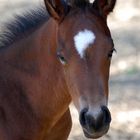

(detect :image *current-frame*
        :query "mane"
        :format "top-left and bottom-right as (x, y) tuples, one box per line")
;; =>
(0, 0), (91, 48)
(0, 7), (49, 48)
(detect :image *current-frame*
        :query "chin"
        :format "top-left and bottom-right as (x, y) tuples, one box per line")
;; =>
(83, 126), (109, 139)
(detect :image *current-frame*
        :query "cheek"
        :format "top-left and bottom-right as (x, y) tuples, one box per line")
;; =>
(96, 60), (110, 98)
(101, 60), (111, 79)
(63, 66), (77, 93)
(63, 65), (82, 108)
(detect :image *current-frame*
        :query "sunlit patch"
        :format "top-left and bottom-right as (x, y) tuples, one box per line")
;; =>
(74, 29), (96, 58)
(116, 110), (140, 123)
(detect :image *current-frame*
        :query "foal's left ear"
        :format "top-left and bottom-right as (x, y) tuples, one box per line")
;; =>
(93, 0), (116, 19)
(44, 0), (68, 21)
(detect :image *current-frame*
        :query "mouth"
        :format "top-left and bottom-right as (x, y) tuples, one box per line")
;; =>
(83, 125), (109, 139)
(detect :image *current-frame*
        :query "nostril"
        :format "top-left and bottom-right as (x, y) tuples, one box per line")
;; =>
(101, 106), (111, 124)
(79, 108), (88, 126)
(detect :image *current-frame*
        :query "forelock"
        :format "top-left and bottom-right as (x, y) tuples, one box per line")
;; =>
(67, 0), (90, 8)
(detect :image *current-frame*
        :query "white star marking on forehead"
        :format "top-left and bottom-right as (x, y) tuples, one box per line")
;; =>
(74, 29), (96, 58)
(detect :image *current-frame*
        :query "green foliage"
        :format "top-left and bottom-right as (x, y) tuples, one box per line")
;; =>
(125, 66), (140, 75)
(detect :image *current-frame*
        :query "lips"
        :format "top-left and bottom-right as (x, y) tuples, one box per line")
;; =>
(83, 125), (109, 139)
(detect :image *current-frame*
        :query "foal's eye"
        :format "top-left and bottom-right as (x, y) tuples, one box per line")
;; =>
(108, 48), (116, 58)
(57, 54), (67, 65)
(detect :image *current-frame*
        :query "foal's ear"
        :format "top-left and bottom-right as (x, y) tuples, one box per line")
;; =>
(44, 0), (68, 21)
(93, 0), (116, 19)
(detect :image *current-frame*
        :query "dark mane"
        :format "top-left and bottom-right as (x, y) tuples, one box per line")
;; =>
(0, 7), (49, 48)
(0, 0), (90, 48)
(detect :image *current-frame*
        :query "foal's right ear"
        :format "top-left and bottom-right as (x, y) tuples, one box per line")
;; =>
(44, 0), (68, 21)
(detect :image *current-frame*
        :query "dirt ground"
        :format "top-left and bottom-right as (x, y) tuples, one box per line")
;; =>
(0, 0), (140, 140)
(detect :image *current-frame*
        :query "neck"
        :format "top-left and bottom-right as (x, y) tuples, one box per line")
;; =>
(28, 18), (71, 122)
(37, 18), (71, 117)
(2, 18), (71, 136)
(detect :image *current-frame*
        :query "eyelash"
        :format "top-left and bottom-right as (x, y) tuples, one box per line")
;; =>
(108, 48), (116, 58)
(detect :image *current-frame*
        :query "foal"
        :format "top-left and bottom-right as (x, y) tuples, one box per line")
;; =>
(0, 0), (116, 139)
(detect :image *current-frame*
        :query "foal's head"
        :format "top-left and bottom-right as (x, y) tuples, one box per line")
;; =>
(44, 0), (116, 138)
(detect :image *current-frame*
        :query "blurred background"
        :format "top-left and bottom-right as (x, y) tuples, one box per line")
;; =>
(0, 0), (140, 139)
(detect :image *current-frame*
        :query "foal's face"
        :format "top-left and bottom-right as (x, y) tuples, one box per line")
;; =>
(44, 0), (116, 139)
(57, 11), (114, 138)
